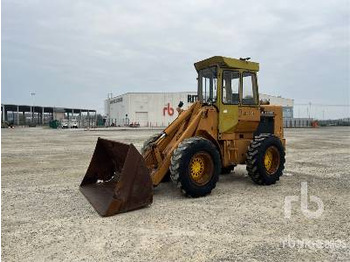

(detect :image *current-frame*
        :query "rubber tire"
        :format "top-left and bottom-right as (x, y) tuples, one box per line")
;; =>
(246, 134), (285, 185)
(170, 137), (221, 197)
(141, 133), (161, 155)
(221, 165), (235, 175)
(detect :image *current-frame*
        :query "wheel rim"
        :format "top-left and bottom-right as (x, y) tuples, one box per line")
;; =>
(264, 146), (280, 175)
(189, 152), (214, 186)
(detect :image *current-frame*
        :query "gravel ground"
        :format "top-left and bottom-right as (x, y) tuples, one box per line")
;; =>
(1, 127), (350, 261)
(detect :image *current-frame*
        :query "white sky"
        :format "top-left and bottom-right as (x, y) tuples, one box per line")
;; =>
(2, 0), (350, 116)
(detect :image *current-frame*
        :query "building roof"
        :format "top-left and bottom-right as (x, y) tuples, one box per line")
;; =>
(194, 56), (259, 72)
(109, 91), (196, 99)
(107, 92), (293, 106)
(1, 104), (96, 113)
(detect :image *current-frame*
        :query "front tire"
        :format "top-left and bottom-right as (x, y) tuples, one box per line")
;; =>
(141, 133), (161, 155)
(141, 133), (171, 182)
(246, 134), (285, 185)
(170, 137), (221, 197)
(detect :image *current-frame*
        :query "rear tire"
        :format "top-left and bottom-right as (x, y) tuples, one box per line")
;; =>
(170, 137), (221, 197)
(246, 134), (285, 185)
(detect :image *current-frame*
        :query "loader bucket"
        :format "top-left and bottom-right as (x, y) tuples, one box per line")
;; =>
(80, 138), (153, 217)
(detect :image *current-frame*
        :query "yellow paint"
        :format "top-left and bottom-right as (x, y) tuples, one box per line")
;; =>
(190, 157), (204, 180)
(219, 104), (239, 133)
(264, 149), (273, 170)
(194, 56), (259, 72)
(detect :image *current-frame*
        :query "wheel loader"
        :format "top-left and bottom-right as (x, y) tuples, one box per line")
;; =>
(80, 56), (286, 216)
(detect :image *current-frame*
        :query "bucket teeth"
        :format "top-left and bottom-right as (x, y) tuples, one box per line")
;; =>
(80, 138), (153, 216)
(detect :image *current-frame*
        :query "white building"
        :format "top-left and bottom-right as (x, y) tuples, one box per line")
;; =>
(260, 93), (294, 119)
(105, 92), (293, 127)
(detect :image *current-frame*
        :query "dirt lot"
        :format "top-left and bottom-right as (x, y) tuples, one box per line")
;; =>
(1, 127), (349, 261)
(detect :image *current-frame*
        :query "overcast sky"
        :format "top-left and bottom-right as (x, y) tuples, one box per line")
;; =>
(2, 0), (349, 114)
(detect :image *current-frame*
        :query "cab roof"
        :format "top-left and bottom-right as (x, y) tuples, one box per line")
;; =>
(194, 56), (259, 72)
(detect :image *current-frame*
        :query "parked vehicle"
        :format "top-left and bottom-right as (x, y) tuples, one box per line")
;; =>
(80, 56), (286, 217)
(61, 120), (69, 129)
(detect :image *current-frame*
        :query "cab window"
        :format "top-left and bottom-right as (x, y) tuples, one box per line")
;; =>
(198, 67), (217, 103)
(242, 72), (257, 105)
(222, 71), (239, 104)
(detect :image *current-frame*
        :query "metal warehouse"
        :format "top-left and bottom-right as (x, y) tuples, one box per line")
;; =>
(105, 92), (294, 127)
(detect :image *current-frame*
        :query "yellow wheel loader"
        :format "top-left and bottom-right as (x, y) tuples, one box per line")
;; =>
(80, 56), (286, 216)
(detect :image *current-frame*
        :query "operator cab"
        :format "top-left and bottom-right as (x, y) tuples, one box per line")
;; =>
(195, 56), (260, 133)
(195, 56), (259, 106)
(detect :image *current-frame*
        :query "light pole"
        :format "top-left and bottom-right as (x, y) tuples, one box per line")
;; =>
(30, 92), (36, 124)
(308, 102), (312, 119)
(323, 110), (325, 120)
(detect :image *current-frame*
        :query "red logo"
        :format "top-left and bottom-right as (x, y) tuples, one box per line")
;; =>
(163, 103), (174, 116)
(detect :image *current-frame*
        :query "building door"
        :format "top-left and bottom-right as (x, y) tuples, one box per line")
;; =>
(135, 112), (148, 126)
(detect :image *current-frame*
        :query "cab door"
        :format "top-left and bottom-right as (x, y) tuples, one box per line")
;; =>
(218, 70), (260, 134)
(235, 71), (260, 132)
(218, 70), (240, 133)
